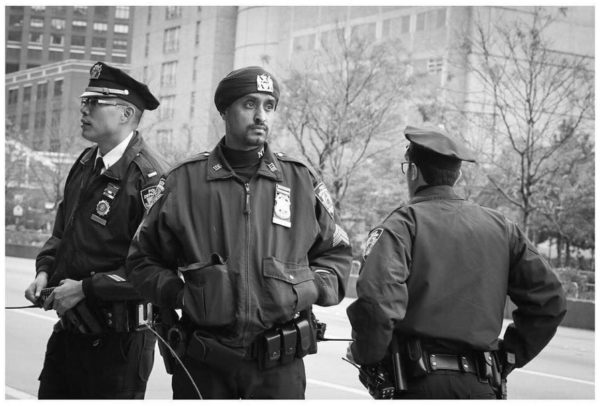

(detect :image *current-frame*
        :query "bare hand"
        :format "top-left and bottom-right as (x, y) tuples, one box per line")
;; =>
(346, 343), (356, 363)
(48, 279), (85, 315)
(24, 272), (48, 305)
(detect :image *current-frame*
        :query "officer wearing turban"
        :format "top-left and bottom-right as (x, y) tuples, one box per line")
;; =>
(346, 126), (566, 399)
(25, 62), (168, 398)
(127, 66), (352, 399)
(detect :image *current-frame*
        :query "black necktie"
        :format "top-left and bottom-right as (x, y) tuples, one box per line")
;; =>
(93, 157), (104, 178)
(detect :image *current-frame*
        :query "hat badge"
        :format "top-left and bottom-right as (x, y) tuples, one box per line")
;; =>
(90, 63), (102, 79)
(257, 74), (273, 92)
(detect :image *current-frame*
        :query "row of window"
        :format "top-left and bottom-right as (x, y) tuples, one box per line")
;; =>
(147, 6), (202, 25)
(15, 19), (130, 33)
(8, 6), (130, 22)
(144, 22), (201, 57)
(7, 80), (63, 107)
(8, 31), (129, 48)
(293, 9), (447, 52)
(8, 109), (62, 134)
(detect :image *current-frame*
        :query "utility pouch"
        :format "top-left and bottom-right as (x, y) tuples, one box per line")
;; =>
(405, 338), (428, 377)
(280, 324), (297, 365)
(295, 318), (312, 358)
(478, 351), (496, 385)
(186, 330), (245, 371)
(110, 301), (130, 332)
(258, 330), (282, 370)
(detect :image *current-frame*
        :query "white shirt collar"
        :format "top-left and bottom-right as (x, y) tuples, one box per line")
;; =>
(95, 131), (134, 173)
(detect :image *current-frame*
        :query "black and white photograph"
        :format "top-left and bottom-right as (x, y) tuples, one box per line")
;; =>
(4, 3), (595, 400)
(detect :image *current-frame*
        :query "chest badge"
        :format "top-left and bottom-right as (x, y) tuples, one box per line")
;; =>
(272, 184), (291, 228)
(96, 200), (111, 216)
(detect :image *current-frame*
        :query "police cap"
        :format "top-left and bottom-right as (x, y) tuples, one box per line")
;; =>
(80, 62), (159, 111)
(214, 66), (280, 114)
(404, 125), (476, 163)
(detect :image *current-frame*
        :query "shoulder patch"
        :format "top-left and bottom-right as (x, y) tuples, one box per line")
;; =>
(363, 228), (384, 259)
(141, 177), (166, 210)
(314, 182), (335, 219)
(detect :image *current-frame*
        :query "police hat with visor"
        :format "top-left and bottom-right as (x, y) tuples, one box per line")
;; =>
(80, 62), (159, 111)
(214, 66), (280, 114)
(404, 125), (476, 168)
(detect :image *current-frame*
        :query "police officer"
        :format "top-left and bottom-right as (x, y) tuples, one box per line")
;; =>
(126, 66), (353, 399)
(24, 62), (169, 399)
(346, 126), (567, 399)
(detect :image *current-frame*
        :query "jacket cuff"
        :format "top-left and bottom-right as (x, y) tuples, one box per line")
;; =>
(161, 278), (184, 308)
(82, 277), (95, 300)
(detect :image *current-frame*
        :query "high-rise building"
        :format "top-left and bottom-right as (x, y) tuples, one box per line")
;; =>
(130, 6), (593, 153)
(5, 5), (134, 73)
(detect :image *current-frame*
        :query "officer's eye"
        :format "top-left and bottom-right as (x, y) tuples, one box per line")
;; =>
(265, 103), (274, 111)
(244, 100), (256, 108)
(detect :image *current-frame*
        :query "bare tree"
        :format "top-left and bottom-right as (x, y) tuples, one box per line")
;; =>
(462, 7), (594, 235)
(279, 28), (414, 215)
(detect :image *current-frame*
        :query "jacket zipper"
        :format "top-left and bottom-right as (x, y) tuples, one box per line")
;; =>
(242, 182), (251, 346)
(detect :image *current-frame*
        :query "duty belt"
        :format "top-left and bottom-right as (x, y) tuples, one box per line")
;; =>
(60, 300), (153, 335)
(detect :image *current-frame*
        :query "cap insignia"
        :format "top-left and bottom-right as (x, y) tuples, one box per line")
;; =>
(257, 74), (273, 92)
(90, 63), (102, 79)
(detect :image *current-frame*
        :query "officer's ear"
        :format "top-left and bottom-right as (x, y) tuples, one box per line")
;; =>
(121, 104), (135, 123)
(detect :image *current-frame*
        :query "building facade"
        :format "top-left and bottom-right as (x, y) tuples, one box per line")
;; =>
(5, 5), (134, 73)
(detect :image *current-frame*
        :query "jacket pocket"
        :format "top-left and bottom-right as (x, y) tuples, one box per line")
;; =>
(178, 254), (235, 327)
(261, 257), (318, 324)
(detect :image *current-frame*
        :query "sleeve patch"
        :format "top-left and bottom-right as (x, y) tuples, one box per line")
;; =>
(315, 182), (335, 219)
(333, 224), (350, 247)
(105, 274), (126, 282)
(363, 228), (384, 259)
(140, 177), (166, 210)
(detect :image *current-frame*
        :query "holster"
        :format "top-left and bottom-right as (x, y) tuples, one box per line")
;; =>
(186, 330), (246, 371)
(155, 308), (180, 375)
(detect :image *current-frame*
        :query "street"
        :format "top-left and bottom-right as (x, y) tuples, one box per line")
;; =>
(5, 256), (595, 399)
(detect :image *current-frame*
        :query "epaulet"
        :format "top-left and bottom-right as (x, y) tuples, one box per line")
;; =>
(133, 148), (170, 181)
(273, 152), (319, 179)
(163, 151), (211, 177)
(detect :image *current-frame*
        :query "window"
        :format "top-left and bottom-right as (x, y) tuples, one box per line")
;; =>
(156, 130), (174, 150)
(160, 62), (178, 87)
(416, 12), (426, 31)
(195, 21), (201, 45)
(29, 32), (43, 43)
(115, 6), (130, 19)
(54, 80), (63, 97)
(73, 20), (87, 31)
(114, 24), (129, 34)
(8, 89), (18, 104)
(31, 6), (46, 12)
(351, 22), (376, 42)
(50, 34), (64, 45)
(93, 22), (108, 32)
(49, 51), (63, 61)
(145, 33), (150, 57)
(436, 9), (446, 28)
(112, 55), (126, 63)
(401, 15), (411, 33)
(163, 27), (180, 53)
(70, 51), (84, 59)
(166, 6), (182, 19)
(95, 6), (109, 18)
(30, 18), (44, 28)
(113, 39), (128, 49)
(190, 92), (195, 118)
(9, 15), (24, 28)
(21, 113), (29, 131)
(8, 31), (22, 41)
(321, 28), (344, 51)
(160, 95), (176, 119)
(74, 6), (88, 16)
(35, 111), (46, 129)
(23, 86), (32, 102)
(28, 49), (42, 59)
(51, 110), (61, 128)
(51, 18), (65, 30)
(71, 35), (85, 46)
(52, 6), (66, 15)
(37, 83), (48, 100)
(92, 37), (107, 48)
(427, 57), (444, 74)
(192, 56), (198, 82)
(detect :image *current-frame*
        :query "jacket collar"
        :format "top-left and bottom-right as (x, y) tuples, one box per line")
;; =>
(206, 138), (282, 182)
(409, 185), (463, 204)
(79, 131), (142, 182)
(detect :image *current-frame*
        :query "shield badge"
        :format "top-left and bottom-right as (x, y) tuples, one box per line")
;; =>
(90, 63), (102, 79)
(257, 74), (274, 92)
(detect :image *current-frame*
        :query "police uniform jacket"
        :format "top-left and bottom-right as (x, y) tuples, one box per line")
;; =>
(347, 185), (566, 368)
(36, 132), (169, 302)
(126, 140), (353, 349)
